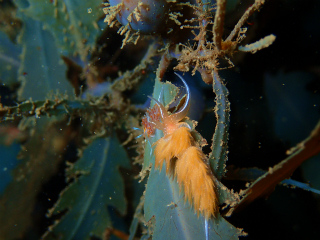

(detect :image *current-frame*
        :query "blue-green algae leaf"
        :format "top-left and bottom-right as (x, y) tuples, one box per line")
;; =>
(128, 197), (143, 240)
(43, 132), (130, 240)
(16, 14), (74, 101)
(0, 31), (21, 86)
(128, 213), (140, 240)
(16, 0), (102, 58)
(0, 116), (71, 239)
(144, 166), (243, 239)
(209, 71), (230, 180)
(128, 177), (147, 240)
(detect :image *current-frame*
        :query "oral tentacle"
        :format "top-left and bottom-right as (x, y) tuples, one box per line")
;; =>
(172, 72), (191, 121)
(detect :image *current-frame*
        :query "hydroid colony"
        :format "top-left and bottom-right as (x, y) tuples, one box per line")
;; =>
(142, 73), (218, 219)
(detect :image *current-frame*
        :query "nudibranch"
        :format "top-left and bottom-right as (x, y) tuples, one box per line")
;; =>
(142, 73), (218, 219)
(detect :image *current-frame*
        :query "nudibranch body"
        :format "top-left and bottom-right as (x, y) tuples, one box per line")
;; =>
(142, 73), (218, 219)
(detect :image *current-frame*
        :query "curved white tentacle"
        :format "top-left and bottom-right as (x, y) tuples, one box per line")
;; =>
(173, 72), (190, 119)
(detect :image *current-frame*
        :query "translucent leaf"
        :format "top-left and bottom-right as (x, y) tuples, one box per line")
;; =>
(43, 133), (131, 239)
(15, 14), (74, 100)
(127, 177), (147, 240)
(128, 196), (144, 240)
(0, 116), (71, 239)
(144, 166), (243, 239)
(209, 71), (230, 179)
(0, 31), (21, 86)
(16, 0), (102, 58)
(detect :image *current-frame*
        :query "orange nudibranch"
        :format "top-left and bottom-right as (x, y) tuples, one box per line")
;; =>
(143, 73), (218, 219)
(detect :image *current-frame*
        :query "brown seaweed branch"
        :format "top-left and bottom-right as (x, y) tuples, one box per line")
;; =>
(212, 0), (226, 51)
(226, 0), (265, 42)
(175, 0), (272, 84)
(228, 120), (320, 214)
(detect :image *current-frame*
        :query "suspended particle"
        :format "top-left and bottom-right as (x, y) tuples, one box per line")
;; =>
(92, 21), (99, 30)
(62, 2), (66, 13)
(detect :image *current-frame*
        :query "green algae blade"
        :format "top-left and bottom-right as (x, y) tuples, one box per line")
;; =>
(144, 166), (244, 239)
(0, 31), (21, 86)
(0, 116), (71, 239)
(43, 133), (130, 240)
(15, 14), (74, 100)
(18, 0), (102, 58)
(209, 71), (230, 179)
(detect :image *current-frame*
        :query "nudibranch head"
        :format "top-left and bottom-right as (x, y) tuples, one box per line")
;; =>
(141, 104), (161, 137)
(143, 72), (191, 137)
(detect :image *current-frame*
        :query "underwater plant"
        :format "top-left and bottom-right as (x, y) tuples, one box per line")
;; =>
(1, 0), (320, 239)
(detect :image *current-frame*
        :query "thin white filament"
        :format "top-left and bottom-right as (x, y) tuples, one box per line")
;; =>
(205, 218), (209, 240)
